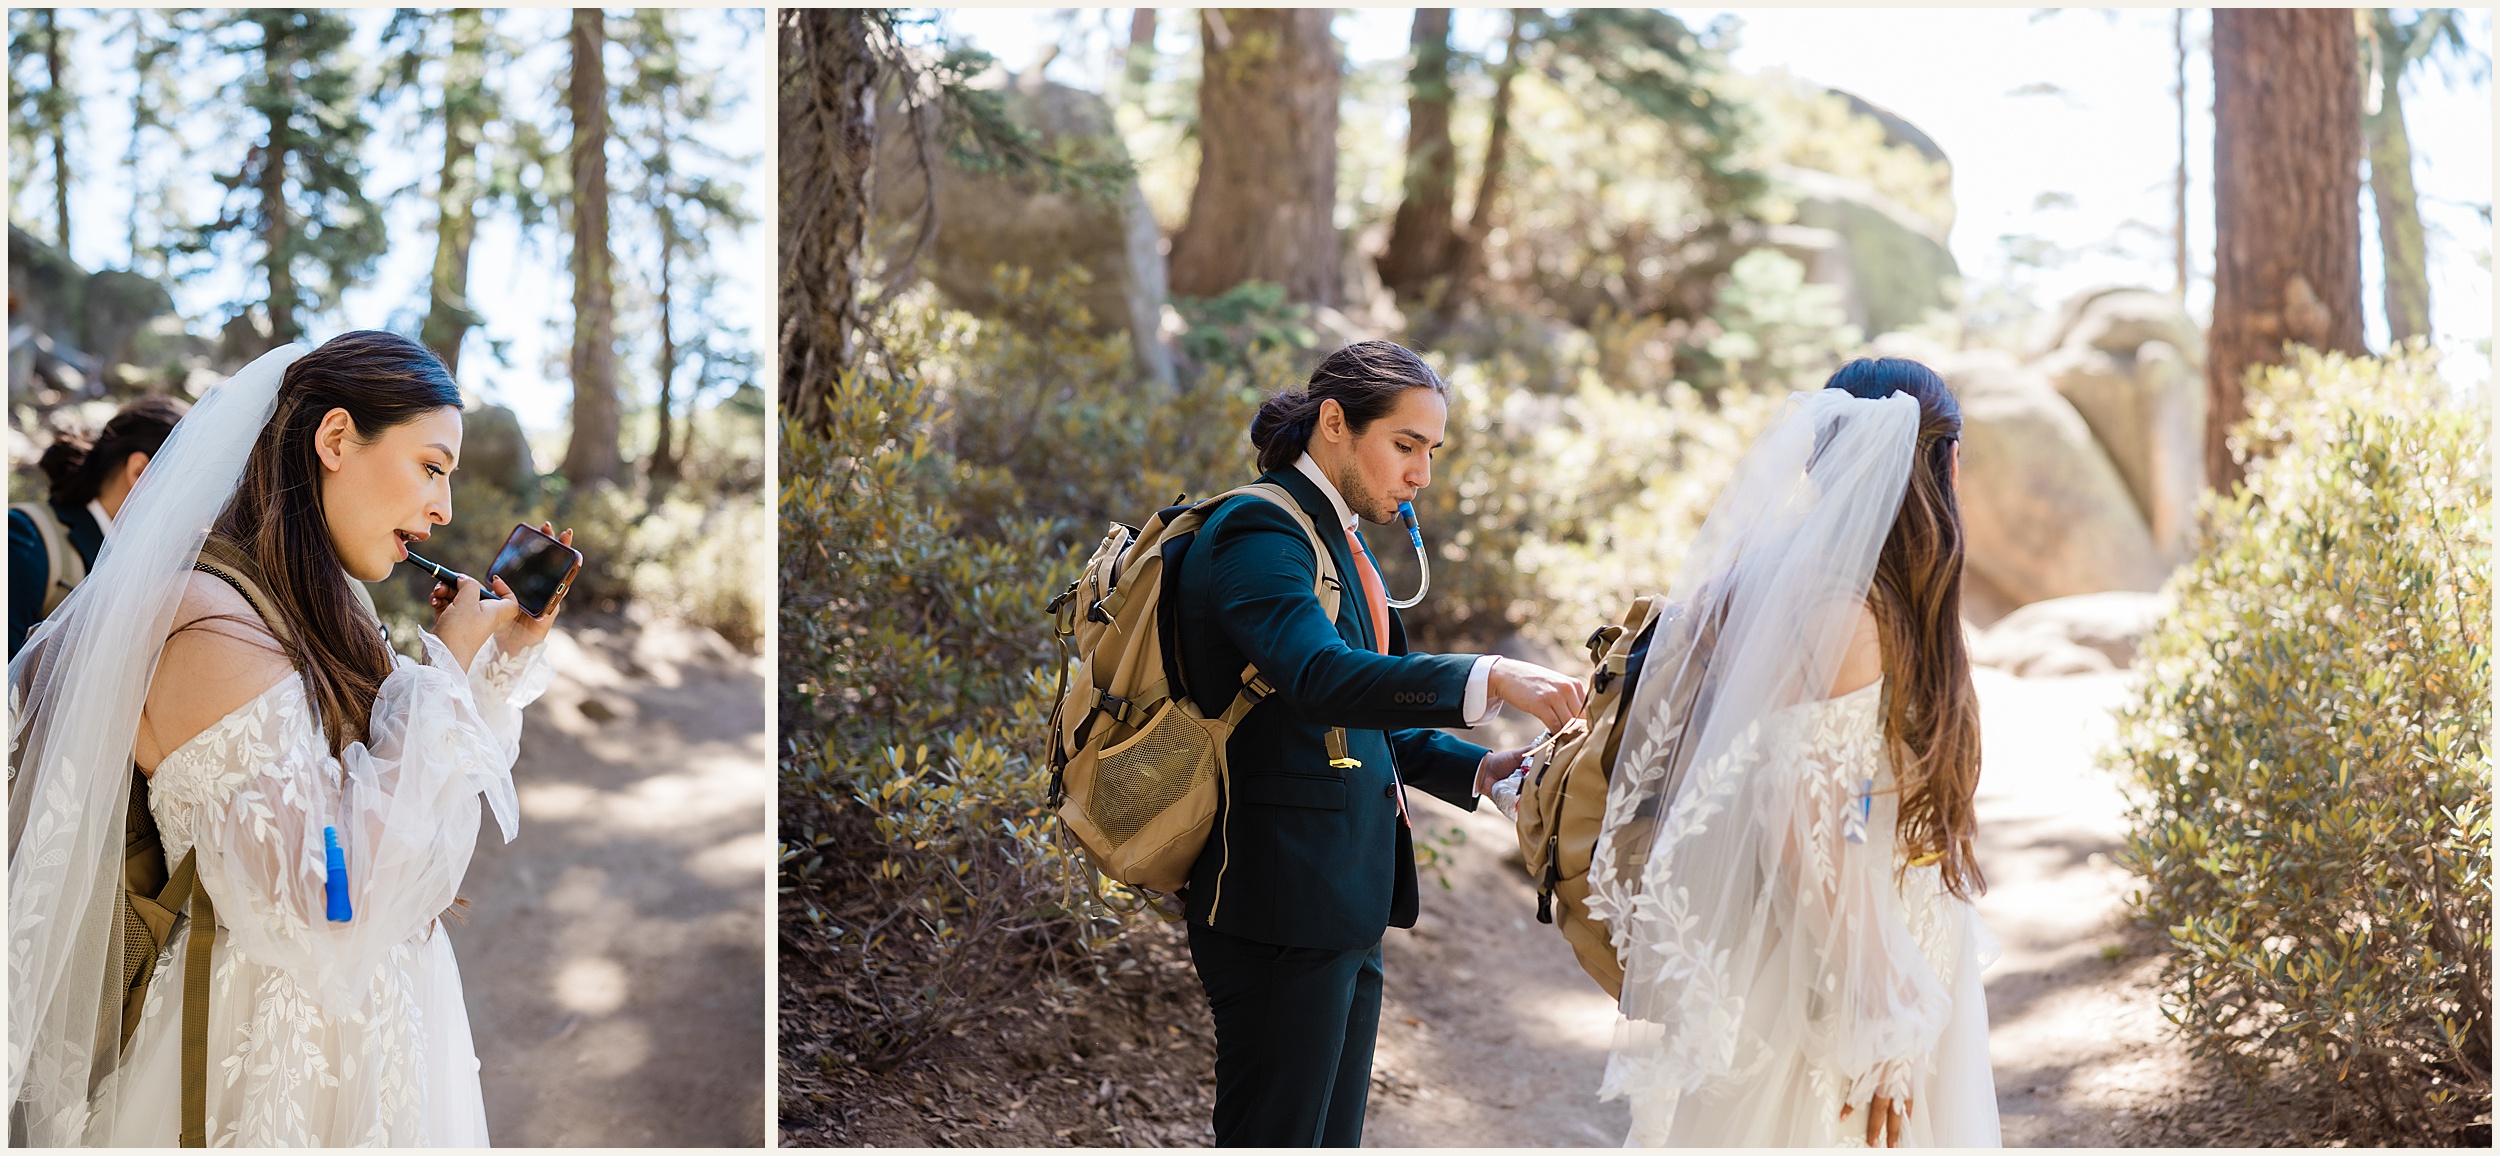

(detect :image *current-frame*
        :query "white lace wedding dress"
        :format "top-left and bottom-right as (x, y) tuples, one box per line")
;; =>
(1601, 679), (2001, 1147)
(91, 632), (550, 1147)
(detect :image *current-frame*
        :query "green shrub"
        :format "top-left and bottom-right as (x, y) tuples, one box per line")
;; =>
(910, 268), (1278, 543)
(778, 297), (1138, 1071)
(627, 493), (769, 651)
(2115, 345), (2490, 1143)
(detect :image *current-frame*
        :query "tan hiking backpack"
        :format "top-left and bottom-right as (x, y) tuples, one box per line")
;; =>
(1515, 593), (1720, 999)
(119, 538), (290, 1145)
(13, 501), (90, 617)
(1044, 484), (1344, 897)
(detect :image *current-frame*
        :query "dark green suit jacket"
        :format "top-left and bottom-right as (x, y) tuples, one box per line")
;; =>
(1175, 468), (1490, 950)
(8, 500), (105, 657)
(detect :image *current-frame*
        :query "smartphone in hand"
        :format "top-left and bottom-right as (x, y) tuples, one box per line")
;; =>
(487, 523), (584, 618)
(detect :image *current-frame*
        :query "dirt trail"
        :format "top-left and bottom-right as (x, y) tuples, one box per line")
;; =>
(448, 613), (771, 1146)
(1362, 667), (2232, 1147)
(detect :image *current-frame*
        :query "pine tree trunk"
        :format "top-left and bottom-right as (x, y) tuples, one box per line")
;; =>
(422, 8), (489, 375)
(1166, 8), (1341, 307)
(2173, 8), (2190, 300)
(562, 7), (621, 486)
(256, 14), (299, 344)
(778, 9), (878, 432)
(41, 11), (71, 254)
(1377, 9), (1456, 305)
(2205, 8), (2365, 491)
(650, 169), (680, 483)
(2366, 22), (2431, 345)
(1125, 8), (1156, 90)
(1441, 10), (1528, 321)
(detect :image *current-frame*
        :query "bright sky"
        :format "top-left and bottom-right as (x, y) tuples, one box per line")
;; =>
(938, 6), (2494, 387)
(22, 9), (772, 436)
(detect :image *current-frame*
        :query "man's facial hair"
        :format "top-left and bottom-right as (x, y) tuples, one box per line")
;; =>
(1332, 461), (1393, 524)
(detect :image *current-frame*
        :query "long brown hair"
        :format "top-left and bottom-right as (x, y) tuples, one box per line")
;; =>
(1826, 358), (1984, 899)
(212, 331), (462, 756)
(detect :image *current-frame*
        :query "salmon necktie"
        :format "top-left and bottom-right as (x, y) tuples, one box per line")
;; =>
(1345, 523), (1391, 655)
(1345, 522), (1411, 826)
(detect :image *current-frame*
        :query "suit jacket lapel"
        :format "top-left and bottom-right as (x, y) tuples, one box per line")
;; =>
(1262, 468), (1370, 651)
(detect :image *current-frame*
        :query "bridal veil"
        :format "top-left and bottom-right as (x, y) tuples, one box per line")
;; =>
(8, 345), (303, 1144)
(1586, 386), (1976, 1139)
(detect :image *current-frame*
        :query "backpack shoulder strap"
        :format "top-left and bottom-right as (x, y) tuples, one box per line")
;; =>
(14, 502), (83, 617)
(190, 537), (290, 648)
(167, 848), (216, 1147)
(1193, 482), (1343, 624)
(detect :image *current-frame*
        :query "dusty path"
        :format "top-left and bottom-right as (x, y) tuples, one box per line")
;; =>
(448, 614), (771, 1146)
(1362, 666), (2233, 1147)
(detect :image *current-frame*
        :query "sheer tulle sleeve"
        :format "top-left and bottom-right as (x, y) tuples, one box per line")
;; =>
(1771, 713), (1954, 1109)
(1598, 694), (1956, 1139)
(186, 632), (551, 1015)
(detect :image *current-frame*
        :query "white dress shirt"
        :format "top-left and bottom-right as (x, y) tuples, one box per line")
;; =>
(1292, 452), (1503, 726)
(86, 499), (115, 541)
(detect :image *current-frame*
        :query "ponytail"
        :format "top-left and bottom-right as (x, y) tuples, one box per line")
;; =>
(41, 395), (189, 508)
(1246, 340), (1447, 473)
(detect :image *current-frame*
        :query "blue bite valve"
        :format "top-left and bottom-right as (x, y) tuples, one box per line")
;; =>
(1397, 501), (1424, 547)
(323, 826), (353, 923)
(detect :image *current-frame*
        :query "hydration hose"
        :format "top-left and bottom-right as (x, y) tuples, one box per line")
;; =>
(1387, 501), (1431, 609)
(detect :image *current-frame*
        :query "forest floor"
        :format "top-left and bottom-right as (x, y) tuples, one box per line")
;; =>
(787, 662), (2322, 1147)
(450, 610), (772, 1146)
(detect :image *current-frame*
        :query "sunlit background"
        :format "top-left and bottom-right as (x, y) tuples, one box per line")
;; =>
(13, 7), (771, 435)
(930, 6), (2492, 386)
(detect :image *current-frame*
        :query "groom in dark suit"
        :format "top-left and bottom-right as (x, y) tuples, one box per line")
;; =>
(1169, 341), (1587, 1146)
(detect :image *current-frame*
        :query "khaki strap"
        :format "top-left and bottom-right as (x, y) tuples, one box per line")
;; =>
(13, 502), (85, 616)
(192, 538), (291, 649)
(169, 850), (214, 1147)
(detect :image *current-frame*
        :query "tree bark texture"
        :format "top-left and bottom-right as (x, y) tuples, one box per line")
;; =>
(2206, 8), (2364, 492)
(41, 11), (71, 254)
(1126, 8), (1157, 90)
(1376, 9), (1456, 304)
(255, 15), (299, 343)
(2366, 11), (2432, 345)
(778, 9), (878, 433)
(651, 163), (680, 482)
(1441, 10), (1529, 321)
(422, 8), (488, 376)
(2173, 8), (2190, 300)
(563, 7), (621, 486)
(1166, 8), (1342, 307)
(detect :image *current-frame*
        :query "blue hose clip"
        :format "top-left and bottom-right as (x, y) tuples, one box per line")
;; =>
(323, 826), (353, 922)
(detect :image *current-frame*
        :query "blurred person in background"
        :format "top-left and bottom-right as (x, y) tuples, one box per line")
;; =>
(9, 396), (188, 655)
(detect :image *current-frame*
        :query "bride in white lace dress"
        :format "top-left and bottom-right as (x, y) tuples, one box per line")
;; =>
(10, 334), (569, 1146)
(1585, 360), (2000, 1147)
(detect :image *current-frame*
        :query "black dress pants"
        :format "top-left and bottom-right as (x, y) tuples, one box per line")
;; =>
(1186, 921), (1384, 1147)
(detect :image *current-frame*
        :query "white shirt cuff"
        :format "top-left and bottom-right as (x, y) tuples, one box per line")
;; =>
(1463, 655), (1503, 726)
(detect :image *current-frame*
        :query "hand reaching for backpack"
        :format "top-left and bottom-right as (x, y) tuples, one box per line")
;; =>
(1488, 657), (1587, 733)
(1473, 744), (1533, 797)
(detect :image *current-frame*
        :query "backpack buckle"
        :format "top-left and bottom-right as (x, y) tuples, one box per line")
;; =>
(1099, 693), (1146, 730)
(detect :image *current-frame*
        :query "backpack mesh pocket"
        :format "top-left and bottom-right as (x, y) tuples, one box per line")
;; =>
(1087, 701), (1216, 849)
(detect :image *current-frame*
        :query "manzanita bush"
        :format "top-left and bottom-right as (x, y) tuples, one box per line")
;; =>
(2117, 345), (2490, 1143)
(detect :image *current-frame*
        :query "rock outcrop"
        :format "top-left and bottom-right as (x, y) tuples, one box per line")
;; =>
(871, 74), (1174, 384)
(2028, 289), (2207, 564)
(1939, 350), (2168, 608)
(461, 404), (540, 503)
